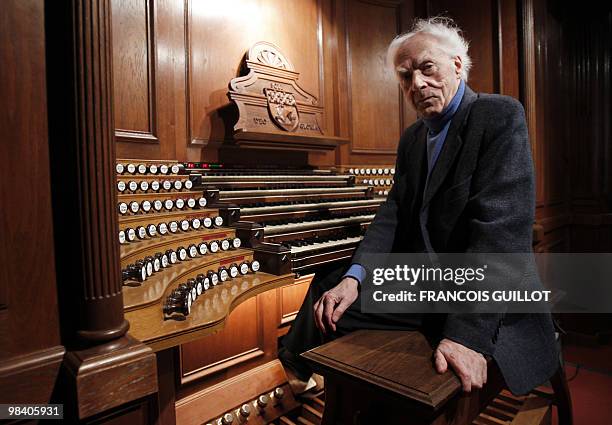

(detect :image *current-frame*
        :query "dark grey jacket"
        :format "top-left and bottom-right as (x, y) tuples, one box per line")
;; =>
(352, 85), (558, 395)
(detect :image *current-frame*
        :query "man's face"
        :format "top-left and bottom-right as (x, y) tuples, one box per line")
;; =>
(395, 34), (463, 119)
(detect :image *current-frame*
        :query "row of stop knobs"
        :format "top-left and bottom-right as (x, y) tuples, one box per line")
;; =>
(207, 387), (285, 424)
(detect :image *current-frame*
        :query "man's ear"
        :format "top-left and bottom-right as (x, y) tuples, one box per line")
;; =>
(454, 56), (463, 77)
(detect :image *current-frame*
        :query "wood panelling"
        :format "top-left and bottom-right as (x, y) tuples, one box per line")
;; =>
(186, 0), (322, 147)
(498, 0), (520, 98)
(346, 0), (402, 155)
(0, 0), (61, 360)
(178, 287), (281, 388)
(113, 0), (187, 160)
(180, 296), (264, 379)
(111, 0), (156, 140)
(426, 0), (496, 94)
(279, 275), (312, 325)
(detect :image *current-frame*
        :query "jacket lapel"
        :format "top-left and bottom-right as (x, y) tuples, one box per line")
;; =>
(404, 122), (427, 212)
(421, 85), (478, 209)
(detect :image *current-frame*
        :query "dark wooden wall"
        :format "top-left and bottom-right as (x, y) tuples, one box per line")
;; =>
(0, 0), (65, 405)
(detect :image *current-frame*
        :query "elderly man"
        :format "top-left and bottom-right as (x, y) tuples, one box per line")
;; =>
(279, 17), (558, 396)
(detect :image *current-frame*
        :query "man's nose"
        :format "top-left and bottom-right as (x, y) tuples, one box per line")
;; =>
(411, 71), (427, 91)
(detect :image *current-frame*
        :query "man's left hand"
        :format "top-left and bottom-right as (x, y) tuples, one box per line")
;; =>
(434, 338), (487, 393)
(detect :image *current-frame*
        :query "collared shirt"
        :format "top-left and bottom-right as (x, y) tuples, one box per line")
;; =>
(343, 80), (466, 285)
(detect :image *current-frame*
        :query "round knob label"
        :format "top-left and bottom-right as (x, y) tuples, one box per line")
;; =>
(178, 249), (187, 261)
(130, 201), (139, 213)
(117, 181), (126, 192)
(230, 266), (239, 278)
(185, 180), (193, 189)
(154, 258), (160, 271)
(160, 164), (169, 174)
(152, 200), (162, 211)
(161, 255), (169, 268)
(163, 180), (172, 190)
(203, 217), (212, 228)
(220, 270), (229, 281)
(140, 181), (149, 191)
(128, 181), (138, 191)
(142, 200), (151, 212)
(169, 221), (178, 233)
(119, 203), (128, 214)
(164, 199), (174, 210)
(189, 246), (197, 257)
(170, 251), (177, 263)
(198, 197), (207, 207)
(149, 164), (158, 174)
(192, 218), (201, 229)
(251, 261), (260, 272)
(137, 227), (146, 239)
(138, 164), (147, 174)
(240, 263), (249, 275)
(214, 216), (223, 227)
(210, 241), (219, 252)
(233, 238), (242, 249)
(180, 220), (189, 231)
(158, 222), (168, 234)
(187, 198), (196, 208)
(146, 262), (153, 276)
(171, 164), (180, 174)
(116, 163), (125, 174)
(127, 163), (136, 174)
(118, 231), (126, 244)
(147, 224), (157, 236)
(174, 180), (182, 190)
(151, 180), (160, 191)
(221, 240), (230, 250)
(198, 243), (208, 255)
(211, 274), (219, 285)
(127, 228), (136, 241)
(175, 198), (185, 209)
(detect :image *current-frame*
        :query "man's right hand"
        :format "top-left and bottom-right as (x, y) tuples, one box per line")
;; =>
(313, 277), (359, 334)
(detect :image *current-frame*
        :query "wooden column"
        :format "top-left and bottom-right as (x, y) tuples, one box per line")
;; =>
(45, 0), (158, 421)
(72, 0), (128, 342)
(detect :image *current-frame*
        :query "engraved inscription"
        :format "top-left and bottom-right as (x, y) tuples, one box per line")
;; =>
(299, 123), (320, 131)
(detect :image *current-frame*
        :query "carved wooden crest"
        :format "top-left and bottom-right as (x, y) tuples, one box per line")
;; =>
(227, 42), (346, 150)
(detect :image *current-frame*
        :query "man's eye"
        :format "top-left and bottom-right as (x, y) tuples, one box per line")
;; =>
(422, 64), (435, 75)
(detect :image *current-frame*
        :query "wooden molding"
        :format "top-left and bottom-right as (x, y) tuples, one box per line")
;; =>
(115, 130), (160, 144)
(0, 346), (65, 404)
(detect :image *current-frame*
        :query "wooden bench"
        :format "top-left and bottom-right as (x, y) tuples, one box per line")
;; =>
(302, 330), (569, 425)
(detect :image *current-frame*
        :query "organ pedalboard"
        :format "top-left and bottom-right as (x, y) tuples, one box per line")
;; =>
(116, 159), (393, 424)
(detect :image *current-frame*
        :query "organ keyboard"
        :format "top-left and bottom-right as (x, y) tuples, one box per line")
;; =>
(182, 164), (390, 277)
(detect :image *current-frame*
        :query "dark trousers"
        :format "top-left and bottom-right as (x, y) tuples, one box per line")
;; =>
(279, 263), (441, 381)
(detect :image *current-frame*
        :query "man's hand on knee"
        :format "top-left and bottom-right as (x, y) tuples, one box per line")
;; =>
(434, 338), (487, 393)
(313, 277), (359, 334)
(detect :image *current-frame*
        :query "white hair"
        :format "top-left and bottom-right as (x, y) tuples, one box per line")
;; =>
(387, 17), (472, 81)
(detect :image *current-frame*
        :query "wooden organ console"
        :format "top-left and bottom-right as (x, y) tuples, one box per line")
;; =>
(116, 156), (398, 424)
